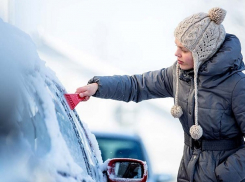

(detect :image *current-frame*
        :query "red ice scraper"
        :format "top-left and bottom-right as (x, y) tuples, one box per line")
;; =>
(64, 94), (85, 110)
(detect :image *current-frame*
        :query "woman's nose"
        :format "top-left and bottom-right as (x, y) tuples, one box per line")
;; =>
(175, 49), (181, 57)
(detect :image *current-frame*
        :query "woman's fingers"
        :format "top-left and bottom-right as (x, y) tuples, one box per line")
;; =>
(76, 86), (90, 97)
(75, 83), (98, 98)
(79, 91), (89, 98)
(82, 96), (90, 102)
(76, 86), (88, 94)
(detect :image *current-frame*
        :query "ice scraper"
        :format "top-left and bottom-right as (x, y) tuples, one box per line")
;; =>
(64, 94), (85, 110)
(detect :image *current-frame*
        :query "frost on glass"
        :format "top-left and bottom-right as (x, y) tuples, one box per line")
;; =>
(0, 18), (103, 182)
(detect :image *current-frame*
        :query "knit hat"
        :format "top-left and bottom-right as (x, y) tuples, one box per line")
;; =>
(171, 7), (227, 140)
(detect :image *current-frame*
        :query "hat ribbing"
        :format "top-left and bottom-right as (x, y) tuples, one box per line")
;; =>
(172, 7), (227, 140)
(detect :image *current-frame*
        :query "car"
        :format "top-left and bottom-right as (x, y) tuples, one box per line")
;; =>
(0, 18), (147, 182)
(94, 131), (173, 182)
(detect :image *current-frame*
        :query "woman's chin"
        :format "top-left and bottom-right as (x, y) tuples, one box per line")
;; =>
(180, 65), (193, 70)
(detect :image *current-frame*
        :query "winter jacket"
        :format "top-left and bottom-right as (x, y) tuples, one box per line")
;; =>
(89, 34), (245, 182)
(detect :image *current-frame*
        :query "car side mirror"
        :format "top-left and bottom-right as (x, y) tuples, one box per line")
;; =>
(106, 158), (147, 182)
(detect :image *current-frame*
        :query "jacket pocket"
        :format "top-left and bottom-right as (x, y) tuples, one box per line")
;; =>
(215, 161), (243, 182)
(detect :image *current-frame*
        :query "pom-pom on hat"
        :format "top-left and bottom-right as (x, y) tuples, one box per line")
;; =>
(171, 7), (227, 140)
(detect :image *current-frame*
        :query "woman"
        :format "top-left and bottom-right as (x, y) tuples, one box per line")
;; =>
(76, 7), (245, 182)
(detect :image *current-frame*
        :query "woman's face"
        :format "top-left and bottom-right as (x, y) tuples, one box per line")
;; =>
(175, 39), (194, 70)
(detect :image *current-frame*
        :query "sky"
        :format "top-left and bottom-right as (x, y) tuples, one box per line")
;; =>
(0, 0), (245, 180)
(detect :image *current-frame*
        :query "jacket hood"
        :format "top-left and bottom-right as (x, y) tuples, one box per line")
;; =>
(171, 33), (244, 140)
(199, 34), (244, 88)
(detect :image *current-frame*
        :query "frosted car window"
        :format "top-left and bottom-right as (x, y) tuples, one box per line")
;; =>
(46, 80), (102, 181)
(45, 81), (89, 172)
(16, 89), (51, 157)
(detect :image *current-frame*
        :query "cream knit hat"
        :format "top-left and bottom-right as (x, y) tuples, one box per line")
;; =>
(171, 7), (227, 140)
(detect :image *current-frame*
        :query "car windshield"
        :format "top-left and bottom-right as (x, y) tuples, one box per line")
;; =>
(96, 136), (144, 162)
(48, 81), (103, 180)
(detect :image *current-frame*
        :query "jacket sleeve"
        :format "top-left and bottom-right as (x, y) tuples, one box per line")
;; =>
(215, 77), (245, 182)
(88, 64), (174, 103)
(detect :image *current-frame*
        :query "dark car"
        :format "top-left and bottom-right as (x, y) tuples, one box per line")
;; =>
(94, 131), (173, 182)
(0, 18), (147, 182)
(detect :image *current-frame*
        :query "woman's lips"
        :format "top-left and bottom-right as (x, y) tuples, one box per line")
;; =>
(178, 60), (184, 64)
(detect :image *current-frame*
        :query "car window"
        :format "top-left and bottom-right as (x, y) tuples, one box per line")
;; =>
(47, 80), (103, 181)
(96, 136), (144, 162)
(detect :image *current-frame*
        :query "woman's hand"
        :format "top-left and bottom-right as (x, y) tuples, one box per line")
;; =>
(75, 83), (98, 102)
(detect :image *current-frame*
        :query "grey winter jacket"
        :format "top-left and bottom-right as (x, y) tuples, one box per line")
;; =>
(89, 34), (245, 182)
